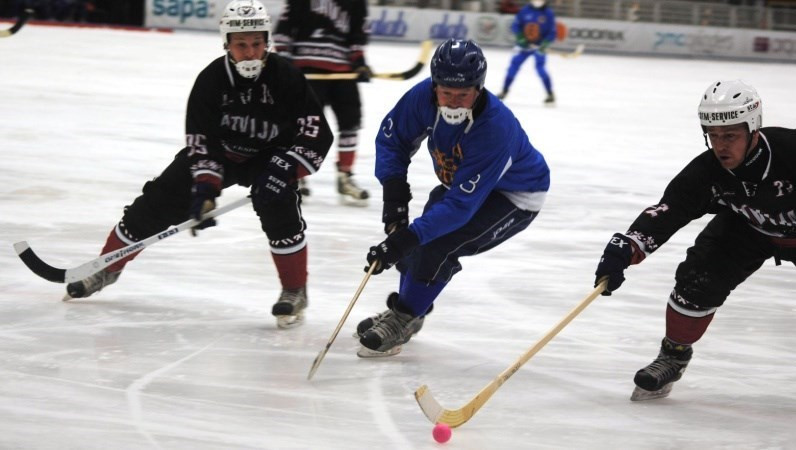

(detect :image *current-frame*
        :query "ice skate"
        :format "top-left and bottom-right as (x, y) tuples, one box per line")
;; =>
(355, 292), (430, 338)
(272, 287), (307, 329)
(630, 337), (693, 401)
(63, 270), (121, 301)
(337, 171), (369, 206)
(543, 92), (555, 106)
(357, 302), (424, 358)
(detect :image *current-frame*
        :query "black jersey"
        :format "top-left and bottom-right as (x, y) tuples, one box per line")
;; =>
(627, 127), (796, 254)
(272, 0), (368, 73)
(184, 52), (333, 184)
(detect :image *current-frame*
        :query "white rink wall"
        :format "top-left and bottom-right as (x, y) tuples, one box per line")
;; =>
(144, 0), (796, 62)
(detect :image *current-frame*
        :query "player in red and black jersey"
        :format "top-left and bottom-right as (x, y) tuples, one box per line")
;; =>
(65, 0), (333, 330)
(595, 80), (796, 400)
(273, 0), (371, 205)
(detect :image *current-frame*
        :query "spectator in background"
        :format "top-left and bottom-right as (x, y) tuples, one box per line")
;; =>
(627, 1), (640, 21)
(499, 0), (521, 14)
(53, 0), (91, 22)
(700, 7), (714, 26)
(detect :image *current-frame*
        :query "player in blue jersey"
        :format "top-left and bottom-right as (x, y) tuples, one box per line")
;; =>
(355, 38), (551, 357)
(498, 0), (557, 104)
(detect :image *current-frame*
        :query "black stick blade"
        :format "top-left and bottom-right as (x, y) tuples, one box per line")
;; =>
(13, 241), (66, 283)
(0, 9), (33, 38)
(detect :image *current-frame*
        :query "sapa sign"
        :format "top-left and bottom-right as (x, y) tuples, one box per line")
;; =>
(152, 0), (213, 23)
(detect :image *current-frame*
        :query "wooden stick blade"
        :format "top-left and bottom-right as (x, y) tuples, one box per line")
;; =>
(414, 385), (472, 428)
(414, 385), (443, 423)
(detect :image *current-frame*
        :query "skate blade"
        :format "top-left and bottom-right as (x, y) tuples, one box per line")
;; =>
(338, 195), (369, 207)
(62, 293), (74, 302)
(276, 312), (305, 329)
(356, 345), (402, 358)
(630, 383), (673, 401)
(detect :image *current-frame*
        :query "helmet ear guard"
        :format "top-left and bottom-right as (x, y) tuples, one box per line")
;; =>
(697, 80), (762, 134)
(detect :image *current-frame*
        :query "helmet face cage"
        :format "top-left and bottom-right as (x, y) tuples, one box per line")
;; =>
(697, 80), (762, 134)
(430, 39), (487, 90)
(219, 0), (272, 49)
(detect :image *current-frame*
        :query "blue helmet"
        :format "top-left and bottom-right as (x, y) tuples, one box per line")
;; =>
(430, 39), (487, 90)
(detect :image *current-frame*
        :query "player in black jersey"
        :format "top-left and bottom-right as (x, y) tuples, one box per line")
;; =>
(273, 0), (371, 205)
(65, 0), (333, 329)
(595, 80), (796, 400)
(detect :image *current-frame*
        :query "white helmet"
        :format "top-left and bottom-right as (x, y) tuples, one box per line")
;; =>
(219, 0), (271, 79)
(698, 80), (762, 134)
(220, 0), (271, 47)
(530, 0), (547, 8)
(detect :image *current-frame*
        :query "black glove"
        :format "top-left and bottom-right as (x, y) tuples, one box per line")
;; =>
(253, 151), (297, 208)
(355, 65), (373, 82)
(365, 228), (420, 275)
(595, 233), (635, 295)
(382, 178), (412, 234)
(190, 182), (220, 236)
(351, 52), (372, 82)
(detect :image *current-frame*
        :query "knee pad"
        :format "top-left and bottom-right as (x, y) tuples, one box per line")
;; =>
(673, 263), (730, 309)
(668, 288), (718, 317)
(252, 191), (306, 252)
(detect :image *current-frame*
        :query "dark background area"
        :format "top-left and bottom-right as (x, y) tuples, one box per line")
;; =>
(0, 0), (145, 25)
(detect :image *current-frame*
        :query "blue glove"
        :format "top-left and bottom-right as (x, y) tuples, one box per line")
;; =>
(365, 228), (420, 275)
(595, 233), (635, 295)
(253, 151), (297, 208)
(189, 182), (220, 236)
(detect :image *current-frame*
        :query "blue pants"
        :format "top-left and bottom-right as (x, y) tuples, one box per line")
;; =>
(502, 49), (552, 95)
(396, 185), (539, 316)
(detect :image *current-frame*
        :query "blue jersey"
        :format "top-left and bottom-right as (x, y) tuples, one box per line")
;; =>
(374, 78), (550, 245)
(511, 4), (557, 47)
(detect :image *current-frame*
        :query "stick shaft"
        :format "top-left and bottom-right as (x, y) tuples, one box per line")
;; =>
(415, 280), (607, 427)
(304, 40), (433, 81)
(14, 197), (251, 284)
(307, 262), (376, 380)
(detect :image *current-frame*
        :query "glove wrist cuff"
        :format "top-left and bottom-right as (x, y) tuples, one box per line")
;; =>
(383, 177), (411, 202)
(192, 181), (221, 198)
(387, 227), (420, 253)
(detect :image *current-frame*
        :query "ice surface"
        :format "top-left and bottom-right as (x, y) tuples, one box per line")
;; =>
(1, 25), (795, 449)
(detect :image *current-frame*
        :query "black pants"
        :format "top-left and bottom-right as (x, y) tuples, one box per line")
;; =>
(398, 185), (539, 283)
(673, 211), (795, 309)
(308, 79), (362, 131)
(120, 148), (306, 251)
